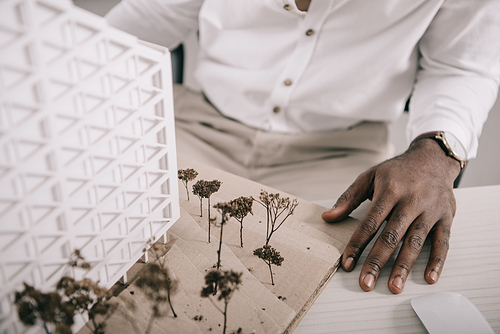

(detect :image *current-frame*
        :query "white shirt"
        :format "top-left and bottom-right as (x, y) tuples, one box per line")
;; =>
(106, 0), (500, 159)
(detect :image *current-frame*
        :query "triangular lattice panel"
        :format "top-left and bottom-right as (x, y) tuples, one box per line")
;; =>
(0, 0), (179, 332)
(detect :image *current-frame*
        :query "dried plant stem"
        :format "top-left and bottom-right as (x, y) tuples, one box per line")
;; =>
(213, 201), (233, 269)
(192, 180), (222, 243)
(135, 259), (178, 334)
(265, 209), (294, 245)
(265, 209), (271, 245)
(268, 261), (275, 286)
(91, 317), (99, 334)
(253, 245), (284, 286)
(205, 295), (228, 334)
(145, 313), (155, 334)
(206, 295), (224, 314)
(167, 289), (177, 318)
(217, 218), (225, 270)
(208, 197), (211, 242)
(183, 182), (190, 201)
(201, 270), (241, 334)
(178, 169), (198, 201)
(254, 190), (298, 246)
(228, 196), (253, 248)
(223, 300), (229, 334)
(239, 219), (244, 247)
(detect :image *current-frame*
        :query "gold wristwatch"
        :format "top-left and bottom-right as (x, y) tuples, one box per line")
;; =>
(413, 131), (468, 171)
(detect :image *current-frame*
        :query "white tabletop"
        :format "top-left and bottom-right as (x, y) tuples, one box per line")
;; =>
(294, 185), (500, 333)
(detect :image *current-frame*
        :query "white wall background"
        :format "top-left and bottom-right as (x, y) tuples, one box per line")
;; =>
(390, 96), (500, 188)
(74, 0), (500, 188)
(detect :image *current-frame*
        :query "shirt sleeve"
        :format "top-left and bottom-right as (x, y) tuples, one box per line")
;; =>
(105, 0), (204, 49)
(407, 0), (500, 159)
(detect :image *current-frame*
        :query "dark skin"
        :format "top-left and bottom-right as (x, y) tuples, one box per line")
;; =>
(295, 0), (462, 294)
(322, 138), (461, 294)
(295, 0), (311, 11)
(297, 0), (461, 294)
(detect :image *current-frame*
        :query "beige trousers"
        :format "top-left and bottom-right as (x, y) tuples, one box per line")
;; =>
(173, 85), (393, 204)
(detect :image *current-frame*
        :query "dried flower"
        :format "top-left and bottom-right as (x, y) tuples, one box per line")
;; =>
(213, 201), (236, 269)
(57, 277), (116, 334)
(254, 190), (298, 245)
(229, 196), (253, 247)
(201, 270), (242, 334)
(136, 263), (178, 334)
(68, 249), (91, 270)
(193, 179), (222, 242)
(253, 245), (284, 286)
(14, 283), (75, 334)
(178, 168), (198, 201)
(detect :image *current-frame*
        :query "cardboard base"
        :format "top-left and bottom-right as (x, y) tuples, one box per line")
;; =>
(79, 157), (359, 333)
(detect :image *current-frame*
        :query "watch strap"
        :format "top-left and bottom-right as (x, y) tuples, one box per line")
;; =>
(412, 131), (467, 171)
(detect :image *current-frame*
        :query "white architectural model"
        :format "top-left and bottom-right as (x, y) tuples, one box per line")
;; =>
(0, 0), (180, 332)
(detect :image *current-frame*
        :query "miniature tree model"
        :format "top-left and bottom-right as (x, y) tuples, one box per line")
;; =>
(14, 283), (75, 334)
(57, 277), (117, 334)
(67, 249), (91, 270)
(178, 168), (198, 201)
(192, 180), (205, 217)
(192, 180), (208, 217)
(135, 237), (179, 334)
(253, 245), (284, 286)
(201, 270), (242, 334)
(254, 190), (299, 245)
(229, 196), (253, 247)
(213, 201), (235, 269)
(14, 250), (118, 334)
(192, 179), (222, 242)
(59, 250), (117, 334)
(135, 263), (178, 334)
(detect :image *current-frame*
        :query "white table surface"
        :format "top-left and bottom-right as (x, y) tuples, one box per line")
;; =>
(294, 185), (500, 334)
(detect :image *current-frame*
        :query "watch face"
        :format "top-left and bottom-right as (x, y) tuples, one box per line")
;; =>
(442, 132), (468, 161)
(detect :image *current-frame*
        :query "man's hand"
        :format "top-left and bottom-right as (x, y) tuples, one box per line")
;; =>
(322, 138), (462, 294)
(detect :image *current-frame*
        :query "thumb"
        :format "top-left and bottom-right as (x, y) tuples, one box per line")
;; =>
(322, 169), (374, 222)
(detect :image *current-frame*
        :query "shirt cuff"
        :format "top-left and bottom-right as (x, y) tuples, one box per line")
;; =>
(407, 115), (474, 159)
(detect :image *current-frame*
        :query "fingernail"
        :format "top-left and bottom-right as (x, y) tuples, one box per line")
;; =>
(363, 273), (375, 289)
(344, 256), (354, 271)
(392, 276), (403, 290)
(428, 270), (438, 283)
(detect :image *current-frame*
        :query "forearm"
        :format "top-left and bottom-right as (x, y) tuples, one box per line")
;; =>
(408, 71), (498, 160)
(106, 0), (203, 49)
(408, 0), (500, 159)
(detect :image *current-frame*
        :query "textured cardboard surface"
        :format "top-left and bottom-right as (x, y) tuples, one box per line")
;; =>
(82, 156), (359, 334)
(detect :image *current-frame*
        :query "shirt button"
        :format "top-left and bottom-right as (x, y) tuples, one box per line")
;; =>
(284, 4), (291, 10)
(284, 79), (292, 86)
(273, 106), (281, 113)
(306, 29), (315, 36)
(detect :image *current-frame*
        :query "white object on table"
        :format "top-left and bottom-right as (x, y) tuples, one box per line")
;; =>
(411, 292), (494, 334)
